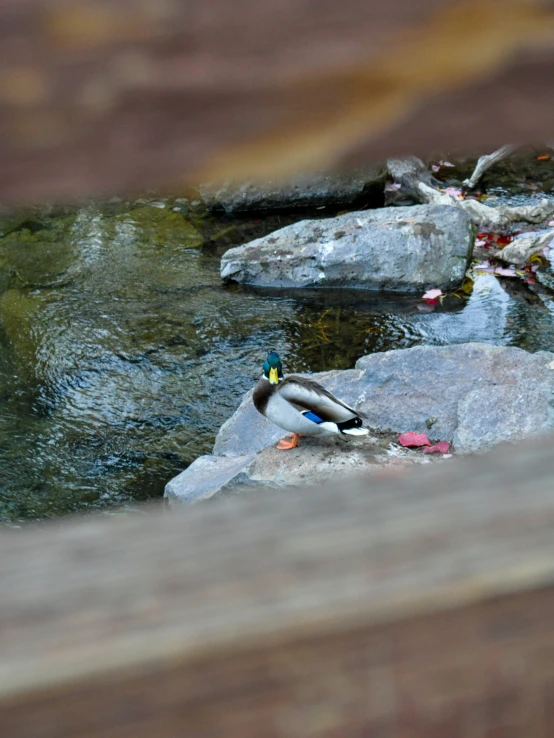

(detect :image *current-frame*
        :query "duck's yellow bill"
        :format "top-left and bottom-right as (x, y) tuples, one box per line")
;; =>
(269, 367), (279, 384)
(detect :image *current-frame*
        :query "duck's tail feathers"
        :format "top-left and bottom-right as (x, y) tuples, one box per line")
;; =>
(337, 416), (369, 436)
(342, 427), (369, 436)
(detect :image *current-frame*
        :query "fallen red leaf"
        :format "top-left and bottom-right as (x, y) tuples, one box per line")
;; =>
(398, 432), (431, 447)
(537, 155), (551, 161)
(423, 441), (451, 454)
(421, 288), (442, 306)
(496, 234), (513, 246)
(422, 289), (442, 300)
(476, 231), (518, 249)
(475, 232), (495, 248)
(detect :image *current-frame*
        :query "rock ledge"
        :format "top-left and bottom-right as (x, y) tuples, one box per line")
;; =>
(165, 344), (554, 506)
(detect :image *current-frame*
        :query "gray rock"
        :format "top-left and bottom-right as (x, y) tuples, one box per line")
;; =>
(164, 453), (256, 504)
(497, 230), (554, 265)
(213, 389), (283, 456)
(453, 385), (554, 453)
(216, 343), (554, 459)
(199, 167), (385, 213)
(237, 435), (419, 489)
(354, 344), (554, 445)
(165, 343), (554, 505)
(166, 434), (426, 505)
(220, 204), (473, 292)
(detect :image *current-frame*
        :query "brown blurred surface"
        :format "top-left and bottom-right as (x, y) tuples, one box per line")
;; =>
(1, 0), (554, 202)
(1, 434), (554, 736)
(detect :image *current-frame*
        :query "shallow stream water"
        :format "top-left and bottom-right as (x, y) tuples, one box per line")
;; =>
(0, 195), (553, 523)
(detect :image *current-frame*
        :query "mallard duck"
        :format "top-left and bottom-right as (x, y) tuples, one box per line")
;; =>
(253, 351), (369, 449)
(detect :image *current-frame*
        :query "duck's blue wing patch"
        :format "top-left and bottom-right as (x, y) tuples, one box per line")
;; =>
(302, 410), (325, 424)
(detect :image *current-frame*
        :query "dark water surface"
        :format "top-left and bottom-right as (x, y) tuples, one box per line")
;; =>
(0, 198), (552, 523)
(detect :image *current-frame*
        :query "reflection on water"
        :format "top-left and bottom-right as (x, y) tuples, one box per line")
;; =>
(0, 201), (552, 522)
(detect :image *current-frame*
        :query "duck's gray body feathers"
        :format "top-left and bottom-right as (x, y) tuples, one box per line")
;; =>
(253, 374), (367, 437)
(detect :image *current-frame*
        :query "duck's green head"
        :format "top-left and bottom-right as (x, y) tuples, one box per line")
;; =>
(263, 351), (283, 385)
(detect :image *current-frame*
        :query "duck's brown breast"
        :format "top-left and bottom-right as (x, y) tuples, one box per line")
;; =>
(253, 379), (275, 415)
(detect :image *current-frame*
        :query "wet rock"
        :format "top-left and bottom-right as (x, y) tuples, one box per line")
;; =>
(0, 205), (52, 239)
(220, 204), (473, 292)
(165, 343), (554, 505)
(199, 166), (385, 213)
(497, 230), (554, 266)
(126, 206), (202, 248)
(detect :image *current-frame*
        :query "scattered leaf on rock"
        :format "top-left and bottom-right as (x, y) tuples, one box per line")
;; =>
(423, 441), (451, 454)
(443, 187), (463, 199)
(422, 288), (443, 306)
(422, 288), (442, 301)
(496, 234), (513, 247)
(494, 266), (518, 277)
(398, 432), (432, 447)
(475, 231), (517, 250)
(474, 261), (517, 278)
(452, 277), (474, 299)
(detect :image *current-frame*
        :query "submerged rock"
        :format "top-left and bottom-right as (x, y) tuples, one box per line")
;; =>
(165, 343), (554, 505)
(220, 204), (473, 292)
(199, 167), (385, 213)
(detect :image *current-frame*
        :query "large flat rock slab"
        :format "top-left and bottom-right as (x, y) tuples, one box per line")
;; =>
(165, 433), (431, 505)
(221, 204), (473, 292)
(166, 343), (554, 506)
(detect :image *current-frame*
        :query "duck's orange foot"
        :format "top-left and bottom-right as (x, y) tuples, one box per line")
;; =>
(276, 433), (300, 450)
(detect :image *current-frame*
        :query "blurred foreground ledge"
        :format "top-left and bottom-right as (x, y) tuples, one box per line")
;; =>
(1, 0), (554, 202)
(1, 433), (554, 737)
